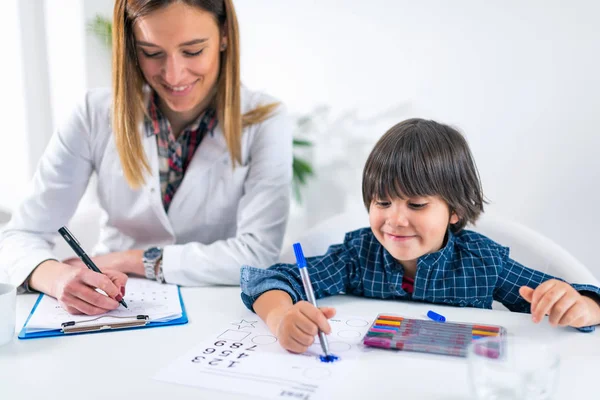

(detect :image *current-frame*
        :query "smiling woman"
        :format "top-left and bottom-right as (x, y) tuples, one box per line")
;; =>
(0, 0), (293, 316)
(133, 6), (223, 135)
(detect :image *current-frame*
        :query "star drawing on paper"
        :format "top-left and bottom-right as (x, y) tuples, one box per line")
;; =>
(232, 319), (258, 330)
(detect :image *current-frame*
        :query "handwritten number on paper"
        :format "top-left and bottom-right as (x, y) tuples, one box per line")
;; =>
(191, 355), (241, 368)
(213, 341), (251, 350)
(192, 341), (253, 368)
(280, 391), (310, 399)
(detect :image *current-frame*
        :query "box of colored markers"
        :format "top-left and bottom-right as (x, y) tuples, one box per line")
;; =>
(362, 314), (507, 357)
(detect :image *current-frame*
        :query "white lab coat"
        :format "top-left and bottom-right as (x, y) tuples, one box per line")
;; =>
(0, 87), (292, 287)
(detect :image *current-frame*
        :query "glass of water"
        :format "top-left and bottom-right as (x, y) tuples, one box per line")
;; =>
(467, 336), (560, 400)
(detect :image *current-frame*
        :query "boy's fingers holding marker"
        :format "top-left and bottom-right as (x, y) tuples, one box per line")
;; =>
(280, 332), (311, 354)
(289, 328), (314, 347)
(320, 307), (336, 319)
(298, 301), (332, 334)
(294, 310), (319, 336)
(288, 341), (310, 354)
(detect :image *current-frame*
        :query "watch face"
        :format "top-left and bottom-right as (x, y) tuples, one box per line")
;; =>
(145, 247), (162, 261)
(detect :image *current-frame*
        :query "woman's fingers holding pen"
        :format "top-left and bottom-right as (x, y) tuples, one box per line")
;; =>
(103, 269), (128, 297)
(54, 265), (127, 315)
(79, 268), (127, 303)
(68, 270), (120, 312)
(60, 292), (115, 315)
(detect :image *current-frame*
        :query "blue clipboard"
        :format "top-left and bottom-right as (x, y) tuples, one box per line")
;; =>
(18, 286), (188, 339)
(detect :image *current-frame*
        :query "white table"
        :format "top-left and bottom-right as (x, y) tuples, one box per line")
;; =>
(0, 287), (598, 399)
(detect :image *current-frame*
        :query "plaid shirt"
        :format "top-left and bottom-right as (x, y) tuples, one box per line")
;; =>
(241, 227), (600, 332)
(145, 93), (218, 212)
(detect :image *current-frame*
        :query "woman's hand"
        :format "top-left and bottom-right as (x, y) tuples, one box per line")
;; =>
(63, 249), (144, 275)
(519, 279), (600, 328)
(29, 260), (128, 315)
(269, 301), (336, 354)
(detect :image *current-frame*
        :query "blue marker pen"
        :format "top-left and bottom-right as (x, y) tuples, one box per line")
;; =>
(427, 310), (446, 322)
(293, 243), (335, 361)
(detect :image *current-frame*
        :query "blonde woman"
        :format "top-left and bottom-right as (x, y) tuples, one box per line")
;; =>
(0, 0), (292, 315)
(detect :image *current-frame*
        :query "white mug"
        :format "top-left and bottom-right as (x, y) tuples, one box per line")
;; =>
(0, 282), (16, 347)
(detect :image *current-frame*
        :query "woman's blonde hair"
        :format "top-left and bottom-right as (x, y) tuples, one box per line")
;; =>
(112, 0), (278, 188)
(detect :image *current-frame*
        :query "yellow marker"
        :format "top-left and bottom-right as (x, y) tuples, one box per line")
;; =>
(375, 319), (401, 326)
(472, 330), (498, 336)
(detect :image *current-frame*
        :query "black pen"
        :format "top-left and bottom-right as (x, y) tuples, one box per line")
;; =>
(58, 226), (128, 308)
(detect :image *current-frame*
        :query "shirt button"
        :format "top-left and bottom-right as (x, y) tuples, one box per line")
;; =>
(150, 188), (155, 192)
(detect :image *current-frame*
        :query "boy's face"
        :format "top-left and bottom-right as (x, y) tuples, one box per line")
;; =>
(369, 196), (459, 271)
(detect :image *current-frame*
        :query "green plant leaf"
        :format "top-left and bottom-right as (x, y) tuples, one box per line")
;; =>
(293, 138), (313, 147)
(292, 159), (306, 185)
(293, 157), (314, 176)
(292, 179), (302, 203)
(87, 15), (112, 48)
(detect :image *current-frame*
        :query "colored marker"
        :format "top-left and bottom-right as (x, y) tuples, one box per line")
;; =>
(427, 310), (446, 322)
(364, 314), (504, 357)
(377, 315), (404, 322)
(293, 243), (338, 363)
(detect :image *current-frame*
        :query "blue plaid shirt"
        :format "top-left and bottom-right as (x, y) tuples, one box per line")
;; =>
(241, 228), (600, 332)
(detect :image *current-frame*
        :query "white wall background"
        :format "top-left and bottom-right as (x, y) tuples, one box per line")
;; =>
(235, 0), (600, 279)
(0, 1), (37, 212)
(3, 0), (599, 279)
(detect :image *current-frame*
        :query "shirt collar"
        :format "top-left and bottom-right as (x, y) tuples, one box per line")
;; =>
(379, 228), (457, 275)
(417, 229), (456, 270)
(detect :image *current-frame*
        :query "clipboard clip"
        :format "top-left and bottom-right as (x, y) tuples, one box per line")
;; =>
(61, 315), (149, 334)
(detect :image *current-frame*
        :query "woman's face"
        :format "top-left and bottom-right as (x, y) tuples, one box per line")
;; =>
(133, 2), (224, 117)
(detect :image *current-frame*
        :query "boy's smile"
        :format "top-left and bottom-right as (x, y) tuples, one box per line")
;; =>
(383, 232), (418, 242)
(369, 196), (459, 276)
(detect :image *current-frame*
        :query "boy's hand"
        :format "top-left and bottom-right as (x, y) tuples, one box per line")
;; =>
(271, 301), (336, 354)
(519, 279), (600, 328)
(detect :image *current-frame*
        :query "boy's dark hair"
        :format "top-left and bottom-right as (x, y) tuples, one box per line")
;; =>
(362, 118), (485, 232)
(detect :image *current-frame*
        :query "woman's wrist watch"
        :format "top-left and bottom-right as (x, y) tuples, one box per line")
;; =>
(143, 247), (163, 281)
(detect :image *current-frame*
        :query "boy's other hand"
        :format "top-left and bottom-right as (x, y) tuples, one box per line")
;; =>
(274, 301), (336, 354)
(519, 279), (600, 328)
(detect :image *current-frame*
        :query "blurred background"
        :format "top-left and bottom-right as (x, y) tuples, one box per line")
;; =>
(1, 0), (598, 279)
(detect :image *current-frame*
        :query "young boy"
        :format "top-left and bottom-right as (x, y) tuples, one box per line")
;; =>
(240, 118), (600, 353)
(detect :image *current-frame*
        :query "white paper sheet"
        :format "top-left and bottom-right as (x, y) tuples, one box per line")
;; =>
(154, 313), (373, 399)
(25, 278), (181, 332)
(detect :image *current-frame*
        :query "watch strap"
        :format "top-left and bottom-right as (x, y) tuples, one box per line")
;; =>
(143, 247), (163, 280)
